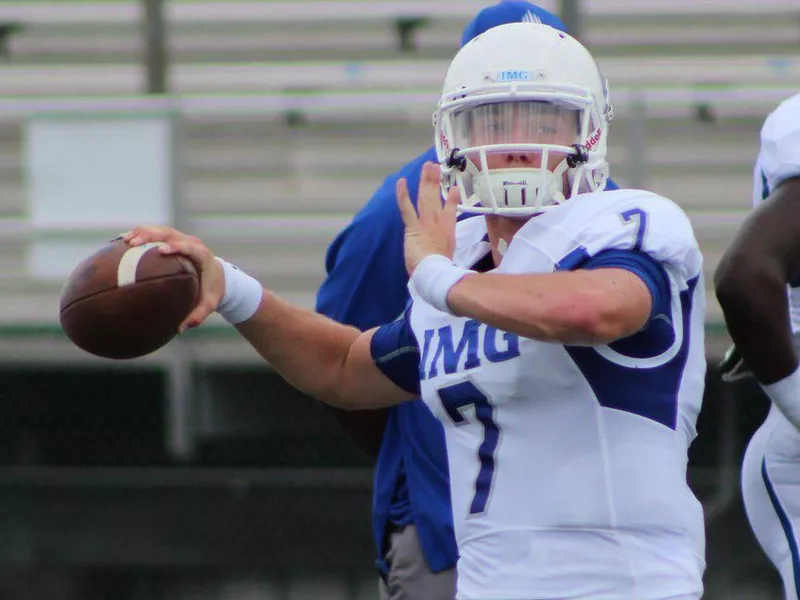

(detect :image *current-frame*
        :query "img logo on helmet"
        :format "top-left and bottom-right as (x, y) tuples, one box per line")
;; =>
(496, 70), (532, 82)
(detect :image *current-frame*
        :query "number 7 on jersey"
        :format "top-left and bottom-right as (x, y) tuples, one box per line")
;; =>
(438, 380), (500, 516)
(621, 208), (647, 252)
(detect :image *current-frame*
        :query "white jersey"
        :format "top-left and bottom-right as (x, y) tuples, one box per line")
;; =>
(409, 189), (706, 600)
(753, 92), (800, 345)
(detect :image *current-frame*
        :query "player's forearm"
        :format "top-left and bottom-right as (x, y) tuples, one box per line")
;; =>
(447, 270), (644, 345)
(715, 179), (800, 384)
(715, 257), (798, 384)
(235, 289), (363, 408)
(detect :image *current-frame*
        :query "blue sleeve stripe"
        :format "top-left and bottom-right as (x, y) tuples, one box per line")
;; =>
(582, 249), (670, 323)
(374, 345), (420, 365)
(370, 313), (421, 396)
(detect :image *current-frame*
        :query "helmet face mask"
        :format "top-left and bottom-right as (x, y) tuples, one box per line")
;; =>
(434, 23), (613, 217)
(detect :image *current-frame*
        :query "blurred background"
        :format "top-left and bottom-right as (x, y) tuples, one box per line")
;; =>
(0, 0), (797, 598)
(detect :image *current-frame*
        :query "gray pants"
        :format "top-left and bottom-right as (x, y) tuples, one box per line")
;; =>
(378, 524), (456, 600)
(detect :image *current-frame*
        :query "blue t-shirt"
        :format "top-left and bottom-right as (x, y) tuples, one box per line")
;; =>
(317, 145), (623, 573)
(317, 147), (459, 573)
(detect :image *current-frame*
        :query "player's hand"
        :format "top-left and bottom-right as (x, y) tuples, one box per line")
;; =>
(397, 161), (460, 276)
(122, 226), (224, 332)
(719, 343), (754, 383)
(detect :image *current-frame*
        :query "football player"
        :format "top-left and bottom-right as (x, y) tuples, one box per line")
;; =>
(125, 23), (706, 599)
(314, 3), (619, 599)
(716, 91), (800, 600)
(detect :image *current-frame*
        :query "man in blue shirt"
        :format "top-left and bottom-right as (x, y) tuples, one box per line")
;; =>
(316, 3), (619, 598)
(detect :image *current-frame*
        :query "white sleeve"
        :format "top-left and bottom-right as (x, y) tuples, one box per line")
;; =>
(503, 190), (703, 290)
(452, 216), (491, 268)
(758, 93), (800, 197)
(577, 192), (703, 290)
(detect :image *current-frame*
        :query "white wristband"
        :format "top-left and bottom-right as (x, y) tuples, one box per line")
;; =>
(410, 254), (471, 314)
(761, 366), (800, 430)
(214, 257), (263, 324)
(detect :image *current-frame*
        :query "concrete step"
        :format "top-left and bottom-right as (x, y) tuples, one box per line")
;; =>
(0, 55), (796, 97)
(5, 19), (797, 66)
(0, 204), (744, 328)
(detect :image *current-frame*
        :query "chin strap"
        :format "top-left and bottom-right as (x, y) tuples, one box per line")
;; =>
(546, 159), (570, 205)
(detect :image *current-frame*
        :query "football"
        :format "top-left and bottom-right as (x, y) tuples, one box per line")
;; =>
(59, 237), (200, 359)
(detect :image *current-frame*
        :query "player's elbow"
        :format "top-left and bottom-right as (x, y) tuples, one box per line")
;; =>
(293, 356), (363, 411)
(313, 382), (373, 411)
(327, 380), (373, 411)
(715, 252), (778, 314)
(324, 396), (364, 411)
(321, 363), (383, 412)
(548, 293), (638, 345)
(714, 250), (749, 302)
(550, 294), (624, 345)
(588, 305), (646, 344)
(714, 269), (748, 314)
(559, 301), (601, 340)
(321, 372), (365, 411)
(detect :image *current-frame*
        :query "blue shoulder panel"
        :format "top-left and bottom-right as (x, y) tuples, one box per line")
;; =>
(370, 310), (421, 396)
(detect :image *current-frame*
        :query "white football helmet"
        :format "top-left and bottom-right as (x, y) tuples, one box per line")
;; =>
(434, 22), (613, 216)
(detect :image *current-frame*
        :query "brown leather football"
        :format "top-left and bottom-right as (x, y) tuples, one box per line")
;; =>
(59, 237), (200, 359)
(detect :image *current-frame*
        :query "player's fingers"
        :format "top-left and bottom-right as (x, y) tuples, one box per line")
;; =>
(396, 178), (419, 228)
(124, 225), (182, 246)
(443, 185), (460, 220)
(179, 301), (216, 333)
(122, 225), (158, 244)
(120, 229), (140, 242)
(157, 239), (209, 269)
(180, 248), (227, 333)
(179, 264), (222, 333)
(416, 162), (442, 219)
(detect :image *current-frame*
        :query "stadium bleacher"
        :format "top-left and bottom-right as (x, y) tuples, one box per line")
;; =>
(0, 4), (794, 598)
(0, 0), (797, 362)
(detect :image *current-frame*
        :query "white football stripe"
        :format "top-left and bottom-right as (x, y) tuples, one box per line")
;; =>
(117, 242), (167, 287)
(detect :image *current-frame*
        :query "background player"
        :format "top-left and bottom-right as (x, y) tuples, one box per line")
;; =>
(315, 4), (619, 597)
(124, 23), (706, 599)
(716, 91), (800, 600)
